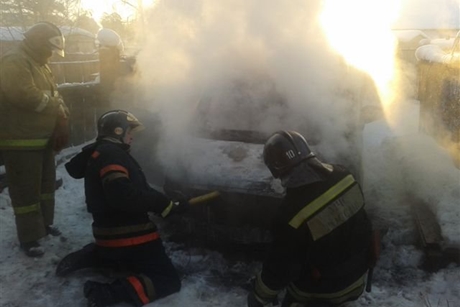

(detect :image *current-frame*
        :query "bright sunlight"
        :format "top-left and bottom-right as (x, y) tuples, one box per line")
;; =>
(320, 0), (402, 110)
(80, 0), (155, 23)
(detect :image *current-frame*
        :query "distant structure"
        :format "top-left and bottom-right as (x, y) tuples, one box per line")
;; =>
(0, 26), (96, 57)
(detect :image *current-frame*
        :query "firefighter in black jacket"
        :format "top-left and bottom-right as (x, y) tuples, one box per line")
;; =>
(56, 110), (186, 307)
(247, 130), (373, 307)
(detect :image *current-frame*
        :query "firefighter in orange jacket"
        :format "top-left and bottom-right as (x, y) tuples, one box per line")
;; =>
(0, 22), (69, 257)
(57, 110), (187, 307)
(247, 131), (373, 307)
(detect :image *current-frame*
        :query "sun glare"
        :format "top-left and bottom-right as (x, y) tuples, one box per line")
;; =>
(80, 0), (155, 23)
(320, 0), (401, 110)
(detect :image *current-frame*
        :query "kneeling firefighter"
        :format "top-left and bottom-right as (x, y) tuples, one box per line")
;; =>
(247, 130), (374, 307)
(56, 110), (188, 307)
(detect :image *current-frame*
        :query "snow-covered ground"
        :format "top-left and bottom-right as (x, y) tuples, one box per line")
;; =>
(0, 100), (459, 307)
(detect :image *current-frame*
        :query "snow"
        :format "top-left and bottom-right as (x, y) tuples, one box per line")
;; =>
(415, 44), (460, 63)
(162, 137), (284, 197)
(0, 101), (459, 307)
(414, 32), (460, 63)
(393, 30), (430, 43)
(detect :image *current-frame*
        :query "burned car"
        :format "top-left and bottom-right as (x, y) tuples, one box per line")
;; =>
(138, 74), (381, 255)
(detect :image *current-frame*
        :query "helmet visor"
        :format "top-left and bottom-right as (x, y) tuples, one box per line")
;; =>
(48, 35), (65, 57)
(126, 112), (145, 133)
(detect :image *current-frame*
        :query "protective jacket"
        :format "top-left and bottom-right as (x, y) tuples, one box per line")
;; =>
(65, 139), (181, 305)
(253, 164), (372, 306)
(0, 42), (65, 149)
(66, 139), (171, 246)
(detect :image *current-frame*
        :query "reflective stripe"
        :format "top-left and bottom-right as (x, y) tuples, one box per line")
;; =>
(161, 201), (174, 218)
(287, 273), (366, 304)
(0, 139), (48, 149)
(95, 232), (159, 247)
(289, 175), (356, 229)
(254, 271), (280, 304)
(139, 274), (156, 301)
(127, 276), (150, 305)
(307, 184), (364, 241)
(92, 222), (156, 236)
(100, 164), (129, 178)
(13, 203), (41, 215)
(91, 151), (100, 159)
(102, 172), (128, 184)
(40, 193), (54, 201)
(35, 94), (50, 112)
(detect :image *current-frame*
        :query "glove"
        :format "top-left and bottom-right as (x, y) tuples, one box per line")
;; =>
(52, 111), (69, 152)
(161, 199), (190, 218)
(52, 101), (70, 152)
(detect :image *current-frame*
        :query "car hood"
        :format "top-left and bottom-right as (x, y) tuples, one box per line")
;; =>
(162, 137), (285, 198)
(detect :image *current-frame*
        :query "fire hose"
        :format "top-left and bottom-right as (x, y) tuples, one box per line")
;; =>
(187, 191), (221, 205)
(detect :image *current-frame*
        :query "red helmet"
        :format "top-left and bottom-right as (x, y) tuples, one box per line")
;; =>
(263, 130), (315, 178)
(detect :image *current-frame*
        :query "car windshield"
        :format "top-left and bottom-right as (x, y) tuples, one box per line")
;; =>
(193, 78), (288, 143)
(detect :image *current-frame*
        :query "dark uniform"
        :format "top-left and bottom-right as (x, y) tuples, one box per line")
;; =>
(249, 130), (373, 307)
(253, 165), (371, 306)
(62, 139), (181, 306)
(58, 110), (185, 307)
(0, 22), (68, 255)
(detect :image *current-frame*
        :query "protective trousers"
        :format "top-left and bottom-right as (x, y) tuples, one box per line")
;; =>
(100, 240), (181, 306)
(281, 273), (367, 307)
(3, 145), (56, 243)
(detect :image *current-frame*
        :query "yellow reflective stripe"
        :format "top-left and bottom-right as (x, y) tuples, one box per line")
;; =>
(13, 203), (41, 215)
(139, 274), (156, 301)
(93, 222), (157, 236)
(287, 273), (366, 304)
(0, 139), (48, 149)
(254, 271), (280, 303)
(307, 184), (364, 241)
(40, 193), (54, 201)
(161, 201), (174, 218)
(289, 175), (356, 229)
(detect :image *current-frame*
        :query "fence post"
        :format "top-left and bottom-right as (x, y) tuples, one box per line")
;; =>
(99, 46), (121, 105)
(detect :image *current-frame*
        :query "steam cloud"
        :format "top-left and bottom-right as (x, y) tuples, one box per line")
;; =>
(133, 0), (381, 172)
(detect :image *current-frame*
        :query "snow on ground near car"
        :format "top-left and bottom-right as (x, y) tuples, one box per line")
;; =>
(0, 100), (459, 307)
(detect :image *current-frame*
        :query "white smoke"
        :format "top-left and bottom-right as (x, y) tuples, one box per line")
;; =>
(133, 0), (381, 176)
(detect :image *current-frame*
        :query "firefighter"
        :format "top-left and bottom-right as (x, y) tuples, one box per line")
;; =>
(0, 22), (69, 257)
(56, 110), (187, 307)
(247, 130), (373, 307)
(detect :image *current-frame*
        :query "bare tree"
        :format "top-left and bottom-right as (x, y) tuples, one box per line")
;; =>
(0, 0), (94, 28)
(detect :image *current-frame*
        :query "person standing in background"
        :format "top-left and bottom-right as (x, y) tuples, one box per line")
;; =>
(0, 22), (70, 257)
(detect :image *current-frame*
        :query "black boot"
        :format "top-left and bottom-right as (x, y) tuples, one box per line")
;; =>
(46, 225), (61, 236)
(20, 241), (44, 257)
(84, 280), (126, 307)
(56, 243), (98, 276)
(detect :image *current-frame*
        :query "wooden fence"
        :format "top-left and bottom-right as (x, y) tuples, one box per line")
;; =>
(58, 83), (102, 146)
(50, 60), (99, 84)
(418, 60), (460, 167)
(418, 61), (460, 142)
(49, 53), (99, 84)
